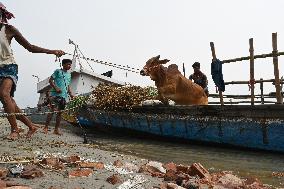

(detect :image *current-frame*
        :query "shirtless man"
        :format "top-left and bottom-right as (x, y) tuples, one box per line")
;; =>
(0, 2), (65, 140)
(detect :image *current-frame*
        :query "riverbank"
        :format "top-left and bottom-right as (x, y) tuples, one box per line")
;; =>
(0, 118), (162, 189)
(0, 118), (279, 189)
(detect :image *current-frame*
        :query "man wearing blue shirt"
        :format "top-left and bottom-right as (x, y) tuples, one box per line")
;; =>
(44, 59), (74, 135)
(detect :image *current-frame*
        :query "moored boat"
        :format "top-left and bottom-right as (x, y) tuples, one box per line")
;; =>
(34, 34), (284, 153)
(77, 104), (284, 153)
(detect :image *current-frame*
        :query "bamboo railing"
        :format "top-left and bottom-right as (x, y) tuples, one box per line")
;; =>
(221, 52), (284, 64)
(210, 32), (283, 105)
(224, 79), (284, 85)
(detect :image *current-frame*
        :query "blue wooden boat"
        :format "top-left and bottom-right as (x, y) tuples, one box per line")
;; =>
(77, 104), (284, 153)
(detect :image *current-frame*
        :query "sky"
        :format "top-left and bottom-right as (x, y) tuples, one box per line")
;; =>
(2, 0), (284, 107)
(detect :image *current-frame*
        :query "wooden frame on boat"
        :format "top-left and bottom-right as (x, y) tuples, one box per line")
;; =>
(210, 32), (283, 105)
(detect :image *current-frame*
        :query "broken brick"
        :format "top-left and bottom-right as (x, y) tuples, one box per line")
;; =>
(163, 162), (177, 173)
(106, 174), (122, 185)
(0, 167), (8, 178)
(113, 160), (123, 168)
(78, 162), (104, 169)
(68, 168), (93, 178)
(20, 165), (44, 179)
(188, 163), (210, 179)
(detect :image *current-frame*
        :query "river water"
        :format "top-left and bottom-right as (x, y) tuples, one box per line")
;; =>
(86, 130), (284, 188)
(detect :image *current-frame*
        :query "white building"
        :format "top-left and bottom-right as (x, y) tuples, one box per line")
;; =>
(36, 59), (125, 105)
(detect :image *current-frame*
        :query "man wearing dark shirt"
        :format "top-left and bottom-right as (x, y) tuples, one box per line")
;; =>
(189, 62), (209, 96)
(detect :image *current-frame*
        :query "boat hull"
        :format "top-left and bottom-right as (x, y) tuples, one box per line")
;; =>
(77, 105), (284, 153)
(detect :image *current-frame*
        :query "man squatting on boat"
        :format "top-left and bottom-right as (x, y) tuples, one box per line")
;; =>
(189, 62), (209, 97)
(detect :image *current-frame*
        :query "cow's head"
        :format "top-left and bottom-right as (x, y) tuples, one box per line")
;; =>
(140, 55), (170, 78)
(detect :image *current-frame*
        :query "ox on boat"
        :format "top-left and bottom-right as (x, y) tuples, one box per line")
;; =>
(33, 34), (284, 153)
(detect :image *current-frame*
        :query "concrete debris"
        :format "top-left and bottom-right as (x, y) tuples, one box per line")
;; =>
(9, 164), (24, 176)
(146, 161), (166, 174)
(117, 175), (147, 189)
(105, 164), (133, 175)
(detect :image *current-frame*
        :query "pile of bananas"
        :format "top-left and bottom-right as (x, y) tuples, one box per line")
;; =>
(61, 95), (89, 123)
(88, 83), (157, 111)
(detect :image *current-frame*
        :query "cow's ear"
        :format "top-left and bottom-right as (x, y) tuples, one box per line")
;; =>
(160, 59), (170, 64)
(155, 55), (160, 60)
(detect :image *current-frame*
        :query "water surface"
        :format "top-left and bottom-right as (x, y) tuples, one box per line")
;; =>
(82, 129), (284, 187)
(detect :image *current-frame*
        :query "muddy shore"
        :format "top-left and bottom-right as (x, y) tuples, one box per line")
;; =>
(0, 118), (277, 189)
(0, 118), (163, 189)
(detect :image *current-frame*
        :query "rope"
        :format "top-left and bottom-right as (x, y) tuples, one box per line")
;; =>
(0, 104), (81, 118)
(73, 48), (86, 87)
(65, 52), (140, 74)
(63, 47), (88, 143)
(76, 46), (95, 73)
(248, 79), (256, 91)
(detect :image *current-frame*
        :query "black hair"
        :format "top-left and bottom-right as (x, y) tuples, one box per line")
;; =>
(192, 62), (200, 69)
(62, 59), (72, 65)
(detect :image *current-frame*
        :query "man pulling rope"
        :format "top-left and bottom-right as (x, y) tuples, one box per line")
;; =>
(0, 2), (65, 140)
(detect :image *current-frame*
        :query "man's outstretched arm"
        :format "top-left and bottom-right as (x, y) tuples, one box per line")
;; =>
(9, 25), (65, 57)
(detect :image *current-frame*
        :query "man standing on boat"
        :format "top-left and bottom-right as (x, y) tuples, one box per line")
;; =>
(0, 2), (65, 140)
(189, 62), (209, 96)
(43, 59), (74, 135)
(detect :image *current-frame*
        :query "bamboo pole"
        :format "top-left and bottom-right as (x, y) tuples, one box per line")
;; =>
(209, 100), (275, 105)
(209, 93), (279, 99)
(225, 81), (250, 85)
(182, 63), (185, 77)
(0, 160), (30, 164)
(225, 78), (284, 85)
(222, 51), (284, 64)
(249, 38), (255, 105)
(260, 78), (264, 104)
(281, 76), (284, 93)
(210, 42), (224, 105)
(272, 33), (283, 104)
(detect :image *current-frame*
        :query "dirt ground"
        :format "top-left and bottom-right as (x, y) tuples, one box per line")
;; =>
(0, 118), (163, 189)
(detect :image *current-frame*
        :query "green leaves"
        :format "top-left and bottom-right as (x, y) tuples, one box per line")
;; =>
(61, 95), (89, 123)
(88, 83), (158, 111)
